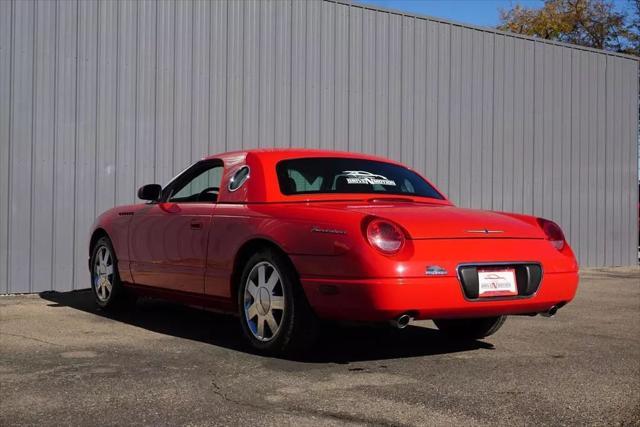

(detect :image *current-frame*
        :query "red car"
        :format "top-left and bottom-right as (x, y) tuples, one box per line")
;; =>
(89, 149), (579, 354)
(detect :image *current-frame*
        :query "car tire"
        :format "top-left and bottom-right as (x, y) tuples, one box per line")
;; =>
(433, 316), (506, 340)
(90, 236), (134, 311)
(237, 248), (317, 356)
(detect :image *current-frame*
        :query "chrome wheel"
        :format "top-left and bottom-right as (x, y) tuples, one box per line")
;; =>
(93, 245), (114, 303)
(243, 261), (286, 342)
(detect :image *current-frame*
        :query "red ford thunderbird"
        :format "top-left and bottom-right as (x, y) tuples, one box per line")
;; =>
(89, 149), (579, 354)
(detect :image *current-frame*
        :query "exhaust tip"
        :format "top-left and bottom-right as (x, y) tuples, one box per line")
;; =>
(389, 314), (412, 329)
(541, 305), (559, 317)
(541, 302), (567, 317)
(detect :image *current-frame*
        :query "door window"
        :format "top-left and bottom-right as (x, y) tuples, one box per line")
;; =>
(167, 163), (223, 203)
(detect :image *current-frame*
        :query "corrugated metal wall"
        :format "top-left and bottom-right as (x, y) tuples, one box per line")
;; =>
(0, 0), (638, 293)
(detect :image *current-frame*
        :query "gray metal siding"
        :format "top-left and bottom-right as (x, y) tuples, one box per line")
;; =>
(0, 0), (638, 293)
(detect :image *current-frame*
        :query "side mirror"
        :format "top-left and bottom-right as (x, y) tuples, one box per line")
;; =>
(137, 184), (162, 201)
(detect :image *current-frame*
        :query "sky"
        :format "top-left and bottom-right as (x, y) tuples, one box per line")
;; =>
(356, 0), (633, 28)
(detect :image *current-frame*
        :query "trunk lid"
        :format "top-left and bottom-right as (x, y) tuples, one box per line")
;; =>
(320, 200), (544, 239)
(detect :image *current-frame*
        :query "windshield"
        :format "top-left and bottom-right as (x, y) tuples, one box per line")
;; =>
(276, 157), (444, 199)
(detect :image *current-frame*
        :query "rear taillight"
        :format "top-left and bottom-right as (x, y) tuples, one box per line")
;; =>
(366, 219), (405, 255)
(537, 218), (566, 251)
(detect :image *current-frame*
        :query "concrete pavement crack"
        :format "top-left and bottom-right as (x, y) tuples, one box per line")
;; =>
(0, 332), (63, 347)
(208, 379), (407, 426)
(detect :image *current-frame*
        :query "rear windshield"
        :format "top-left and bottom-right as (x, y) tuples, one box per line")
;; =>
(276, 157), (444, 199)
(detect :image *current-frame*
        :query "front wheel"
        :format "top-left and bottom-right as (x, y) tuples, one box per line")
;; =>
(237, 248), (317, 355)
(433, 316), (506, 340)
(90, 236), (133, 311)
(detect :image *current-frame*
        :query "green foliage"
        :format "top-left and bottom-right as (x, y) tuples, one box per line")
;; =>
(498, 0), (639, 55)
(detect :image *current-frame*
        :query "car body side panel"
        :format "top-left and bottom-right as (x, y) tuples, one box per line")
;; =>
(128, 202), (214, 293)
(89, 204), (143, 284)
(203, 203), (363, 299)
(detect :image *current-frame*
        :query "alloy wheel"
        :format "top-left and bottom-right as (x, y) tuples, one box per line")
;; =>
(93, 245), (114, 302)
(243, 261), (286, 342)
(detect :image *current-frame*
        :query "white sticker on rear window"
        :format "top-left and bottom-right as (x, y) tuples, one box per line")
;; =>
(340, 171), (396, 186)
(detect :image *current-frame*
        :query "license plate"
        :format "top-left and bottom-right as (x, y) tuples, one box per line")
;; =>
(477, 269), (518, 297)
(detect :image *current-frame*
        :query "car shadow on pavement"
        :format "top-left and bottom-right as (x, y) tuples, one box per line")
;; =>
(39, 290), (494, 363)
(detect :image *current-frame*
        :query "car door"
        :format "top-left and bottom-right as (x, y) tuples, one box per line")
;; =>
(129, 160), (223, 294)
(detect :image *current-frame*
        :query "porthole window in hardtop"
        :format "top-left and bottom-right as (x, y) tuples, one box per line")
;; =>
(228, 166), (250, 192)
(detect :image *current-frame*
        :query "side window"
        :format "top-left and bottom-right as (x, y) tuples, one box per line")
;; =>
(168, 164), (223, 203)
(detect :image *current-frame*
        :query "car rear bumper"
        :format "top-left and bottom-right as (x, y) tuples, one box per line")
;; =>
(300, 271), (578, 322)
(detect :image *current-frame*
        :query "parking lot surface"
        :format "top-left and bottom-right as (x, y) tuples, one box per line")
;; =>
(1, 268), (639, 426)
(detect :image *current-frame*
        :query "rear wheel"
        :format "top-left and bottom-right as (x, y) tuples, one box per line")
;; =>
(433, 316), (506, 340)
(237, 248), (317, 355)
(90, 236), (133, 310)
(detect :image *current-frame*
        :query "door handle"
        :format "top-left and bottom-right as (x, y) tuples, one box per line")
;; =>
(190, 220), (203, 230)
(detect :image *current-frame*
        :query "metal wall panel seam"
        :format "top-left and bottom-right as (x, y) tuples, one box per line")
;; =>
(93, 1), (100, 233)
(255, 0), (262, 148)
(630, 61), (638, 265)
(225, 0), (230, 151)
(398, 15), (403, 164)
(595, 55), (606, 265)
(49, 0), (57, 292)
(632, 61), (640, 264)
(153, 0), (158, 178)
(337, 2), (342, 151)
(72, 0), (83, 291)
(386, 13), (390, 158)
(603, 55), (609, 265)
(624, 61), (638, 264)
(346, 3), (351, 151)
(11, 0), (35, 292)
(189, 0), (195, 159)
(613, 58), (622, 264)
(288, 0), (293, 147)
(633, 62), (639, 264)
(0, 0), (10, 292)
(269, 0), (276, 148)
(71, 0), (80, 289)
(28, 0), (37, 292)
(531, 41), (536, 218)
(272, 1), (278, 148)
(31, 0), (56, 291)
(112, 0), (119, 205)
(73, 0), (98, 291)
(240, 1), (245, 149)
(447, 22), (452, 197)
(173, 1), (178, 161)
(207, 0), (213, 155)
(490, 33), (499, 210)
(133, 2), (138, 202)
(5, 0), (14, 293)
(560, 47), (572, 258)
(618, 59), (627, 265)
(570, 50), (580, 261)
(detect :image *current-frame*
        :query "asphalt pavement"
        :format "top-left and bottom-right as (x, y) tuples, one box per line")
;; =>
(1, 268), (639, 426)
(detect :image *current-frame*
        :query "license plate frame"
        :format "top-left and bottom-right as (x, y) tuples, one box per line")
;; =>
(477, 268), (518, 298)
